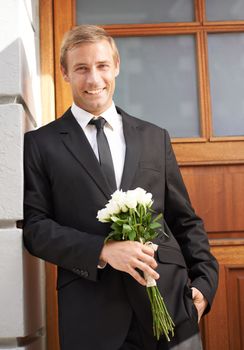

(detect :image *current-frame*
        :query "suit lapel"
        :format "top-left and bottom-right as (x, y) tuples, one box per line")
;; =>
(58, 107), (141, 197)
(58, 109), (111, 199)
(119, 108), (141, 191)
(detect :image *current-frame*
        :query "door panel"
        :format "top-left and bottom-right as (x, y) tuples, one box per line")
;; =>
(40, 1), (244, 349)
(203, 241), (244, 350)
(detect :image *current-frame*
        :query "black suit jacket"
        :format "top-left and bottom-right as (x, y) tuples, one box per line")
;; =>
(23, 107), (218, 350)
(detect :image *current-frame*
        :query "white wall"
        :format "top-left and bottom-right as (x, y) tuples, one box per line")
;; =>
(0, 1), (45, 349)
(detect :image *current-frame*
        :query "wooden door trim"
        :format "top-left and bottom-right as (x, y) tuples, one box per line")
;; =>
(40, 0), (55, 125)
(50, 0), (244, 164)
(53, 0), (75, 117)
(40, 2), (59, 350)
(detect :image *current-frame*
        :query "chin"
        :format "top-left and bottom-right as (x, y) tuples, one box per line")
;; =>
(93, 101), (109, 112)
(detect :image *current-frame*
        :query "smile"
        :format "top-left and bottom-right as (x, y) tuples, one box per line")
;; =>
(85, 88), (105, 95)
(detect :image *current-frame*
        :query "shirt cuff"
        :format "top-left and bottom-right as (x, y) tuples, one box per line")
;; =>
(97, 260), (107, 269)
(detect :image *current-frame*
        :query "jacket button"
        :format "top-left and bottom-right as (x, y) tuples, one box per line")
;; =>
(72, 268), (89, 278)
(81, 271), (89, 278)
(72, 267), (80, 274)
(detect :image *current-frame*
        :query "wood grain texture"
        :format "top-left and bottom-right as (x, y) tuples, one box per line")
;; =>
(202, 264), (230, 350)
(226, 267), (244, 350)
(174, 141), (244, 165)
(203, 241), (244, 350)
(53, 0), (74, 117)
(181, 165), (244, 234)
(40, 0), (55, 125)
(40, 2), (59, 349)
(45, 263), (59, 350)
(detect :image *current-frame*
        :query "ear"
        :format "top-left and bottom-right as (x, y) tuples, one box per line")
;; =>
(60, 65), (70, 82)
(114, 57), (120, 78)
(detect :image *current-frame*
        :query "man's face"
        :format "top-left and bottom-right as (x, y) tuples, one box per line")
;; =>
(61, 40), (120, 116)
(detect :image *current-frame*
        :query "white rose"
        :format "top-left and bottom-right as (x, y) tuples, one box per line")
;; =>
(133, 187), (153, 207)
(97, 208), (110, 222)
(125, 190), (138, 209)
(134, 188), (146, 203)
(144, 192), (153, 207)
(111, 190), (127, 212)
(106, 200), (121, 215)
(121, 205), (128, 213)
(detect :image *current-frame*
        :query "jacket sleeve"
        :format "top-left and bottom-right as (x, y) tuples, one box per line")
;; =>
(163, 130), (219, 312)
(23, 131), (105, 282)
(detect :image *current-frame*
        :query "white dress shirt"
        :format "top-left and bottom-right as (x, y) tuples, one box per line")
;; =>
(71, 102), (126, 189)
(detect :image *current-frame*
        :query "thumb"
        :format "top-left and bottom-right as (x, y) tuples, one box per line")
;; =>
(191, 287), (203, 301)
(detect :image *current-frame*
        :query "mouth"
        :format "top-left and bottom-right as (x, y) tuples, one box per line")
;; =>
(85, 88), (105, 95)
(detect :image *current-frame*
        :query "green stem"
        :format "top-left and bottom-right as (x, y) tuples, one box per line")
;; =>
(147, 286), (175, 341)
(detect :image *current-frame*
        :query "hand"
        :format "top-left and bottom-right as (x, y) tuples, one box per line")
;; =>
(191, 287), (208, 323)
(99, 240), (159, 286)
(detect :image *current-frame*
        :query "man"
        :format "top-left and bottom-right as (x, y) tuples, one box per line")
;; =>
(24, 25), (218, 350)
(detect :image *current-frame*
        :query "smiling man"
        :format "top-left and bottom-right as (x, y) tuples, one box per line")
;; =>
(61, 38), (119, 116)
(23, 25), (218, 350)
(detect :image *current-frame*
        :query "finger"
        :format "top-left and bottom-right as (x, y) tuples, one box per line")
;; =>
(128, 266), (147, 286)
(194, 300), (207, 323)
(192, 302), (200, 323)
(137, 251), (158, 269)
(133, 259), (160, 280)
(191, 287), (204, 302)
(141, 244), (155, 256)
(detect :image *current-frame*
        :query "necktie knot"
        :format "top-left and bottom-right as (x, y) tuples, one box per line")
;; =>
(89, 117), (106, 130)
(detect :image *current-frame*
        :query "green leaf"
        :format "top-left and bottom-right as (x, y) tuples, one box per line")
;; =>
(104, 231), (122, 243)
(128, 216), (135, 226)
(138, 225), (145, 235)
(152, 213), (163, 222)
(150, 232), (158, 240)
(143, 231), (150, 241)
(142, 229), (158, 242)
(122, 224), (132, 235)
(111, 216), (126, 225)
(144, 212), (152, 225)
(128, 230), (136, 241)
(149, 222), (162, 230)
(111, 222), (118, 230)
(111, 222), (122, 234)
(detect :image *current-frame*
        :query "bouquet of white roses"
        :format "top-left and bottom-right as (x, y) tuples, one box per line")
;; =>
(97, 187), (175, 341)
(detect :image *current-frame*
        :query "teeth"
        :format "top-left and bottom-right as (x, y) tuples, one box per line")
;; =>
(86, 89), (103, 95)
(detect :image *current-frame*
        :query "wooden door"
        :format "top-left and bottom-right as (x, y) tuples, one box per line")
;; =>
(40, 1), (244, 349)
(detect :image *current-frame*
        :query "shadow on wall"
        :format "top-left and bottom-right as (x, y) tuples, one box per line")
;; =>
(0, 38), (37, 127)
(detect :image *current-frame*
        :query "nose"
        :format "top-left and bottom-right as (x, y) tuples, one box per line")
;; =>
(87, 67), (100, 85)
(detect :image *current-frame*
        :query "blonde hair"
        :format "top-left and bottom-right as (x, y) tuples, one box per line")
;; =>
(60, 25), (119, 71)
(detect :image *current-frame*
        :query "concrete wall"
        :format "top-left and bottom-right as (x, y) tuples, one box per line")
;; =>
(0, 1), (46, 349)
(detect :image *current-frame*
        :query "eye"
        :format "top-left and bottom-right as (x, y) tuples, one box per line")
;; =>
(98, 63), (110, 69)
(75, 66), (87, 72)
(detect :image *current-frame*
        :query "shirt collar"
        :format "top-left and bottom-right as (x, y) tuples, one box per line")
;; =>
(71, 102), (119, 130)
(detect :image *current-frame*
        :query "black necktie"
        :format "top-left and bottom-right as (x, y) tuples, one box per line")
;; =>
(89, 117), (117, 193)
